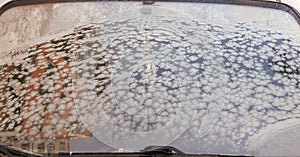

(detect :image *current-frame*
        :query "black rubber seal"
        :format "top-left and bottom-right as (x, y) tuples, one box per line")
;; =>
(0, 0), (300, 25)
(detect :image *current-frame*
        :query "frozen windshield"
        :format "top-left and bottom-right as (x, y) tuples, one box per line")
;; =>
(0, 1), (300, 156)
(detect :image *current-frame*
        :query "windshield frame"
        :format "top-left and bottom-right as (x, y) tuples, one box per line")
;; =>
(1, 0), (300, 24)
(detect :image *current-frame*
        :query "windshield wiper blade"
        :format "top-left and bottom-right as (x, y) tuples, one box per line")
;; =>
(0, 143), (43, 157)
(58, 146), (254, 157)
(0, 144), (254, 157)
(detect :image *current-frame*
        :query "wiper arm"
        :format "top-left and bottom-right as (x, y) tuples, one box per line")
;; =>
(58, 146), (254, 157)
(142, 146), (187, 156)
(0, 143), (43, 157)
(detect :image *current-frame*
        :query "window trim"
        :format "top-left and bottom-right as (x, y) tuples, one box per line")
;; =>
(0, 0), (300, 25)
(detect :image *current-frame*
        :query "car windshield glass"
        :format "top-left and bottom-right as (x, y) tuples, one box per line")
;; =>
(0, 1), (300, 156)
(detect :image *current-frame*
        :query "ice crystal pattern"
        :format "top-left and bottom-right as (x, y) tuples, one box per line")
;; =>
(0, 15), (299, 153)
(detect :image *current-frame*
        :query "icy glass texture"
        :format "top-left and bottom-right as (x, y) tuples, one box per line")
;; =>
(0, 2), (300, 156)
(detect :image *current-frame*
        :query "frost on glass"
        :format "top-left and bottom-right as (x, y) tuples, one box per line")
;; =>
(0, 2), (140, 57)
(0, 1), (300, 156)
(72, 12), (227, 149)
